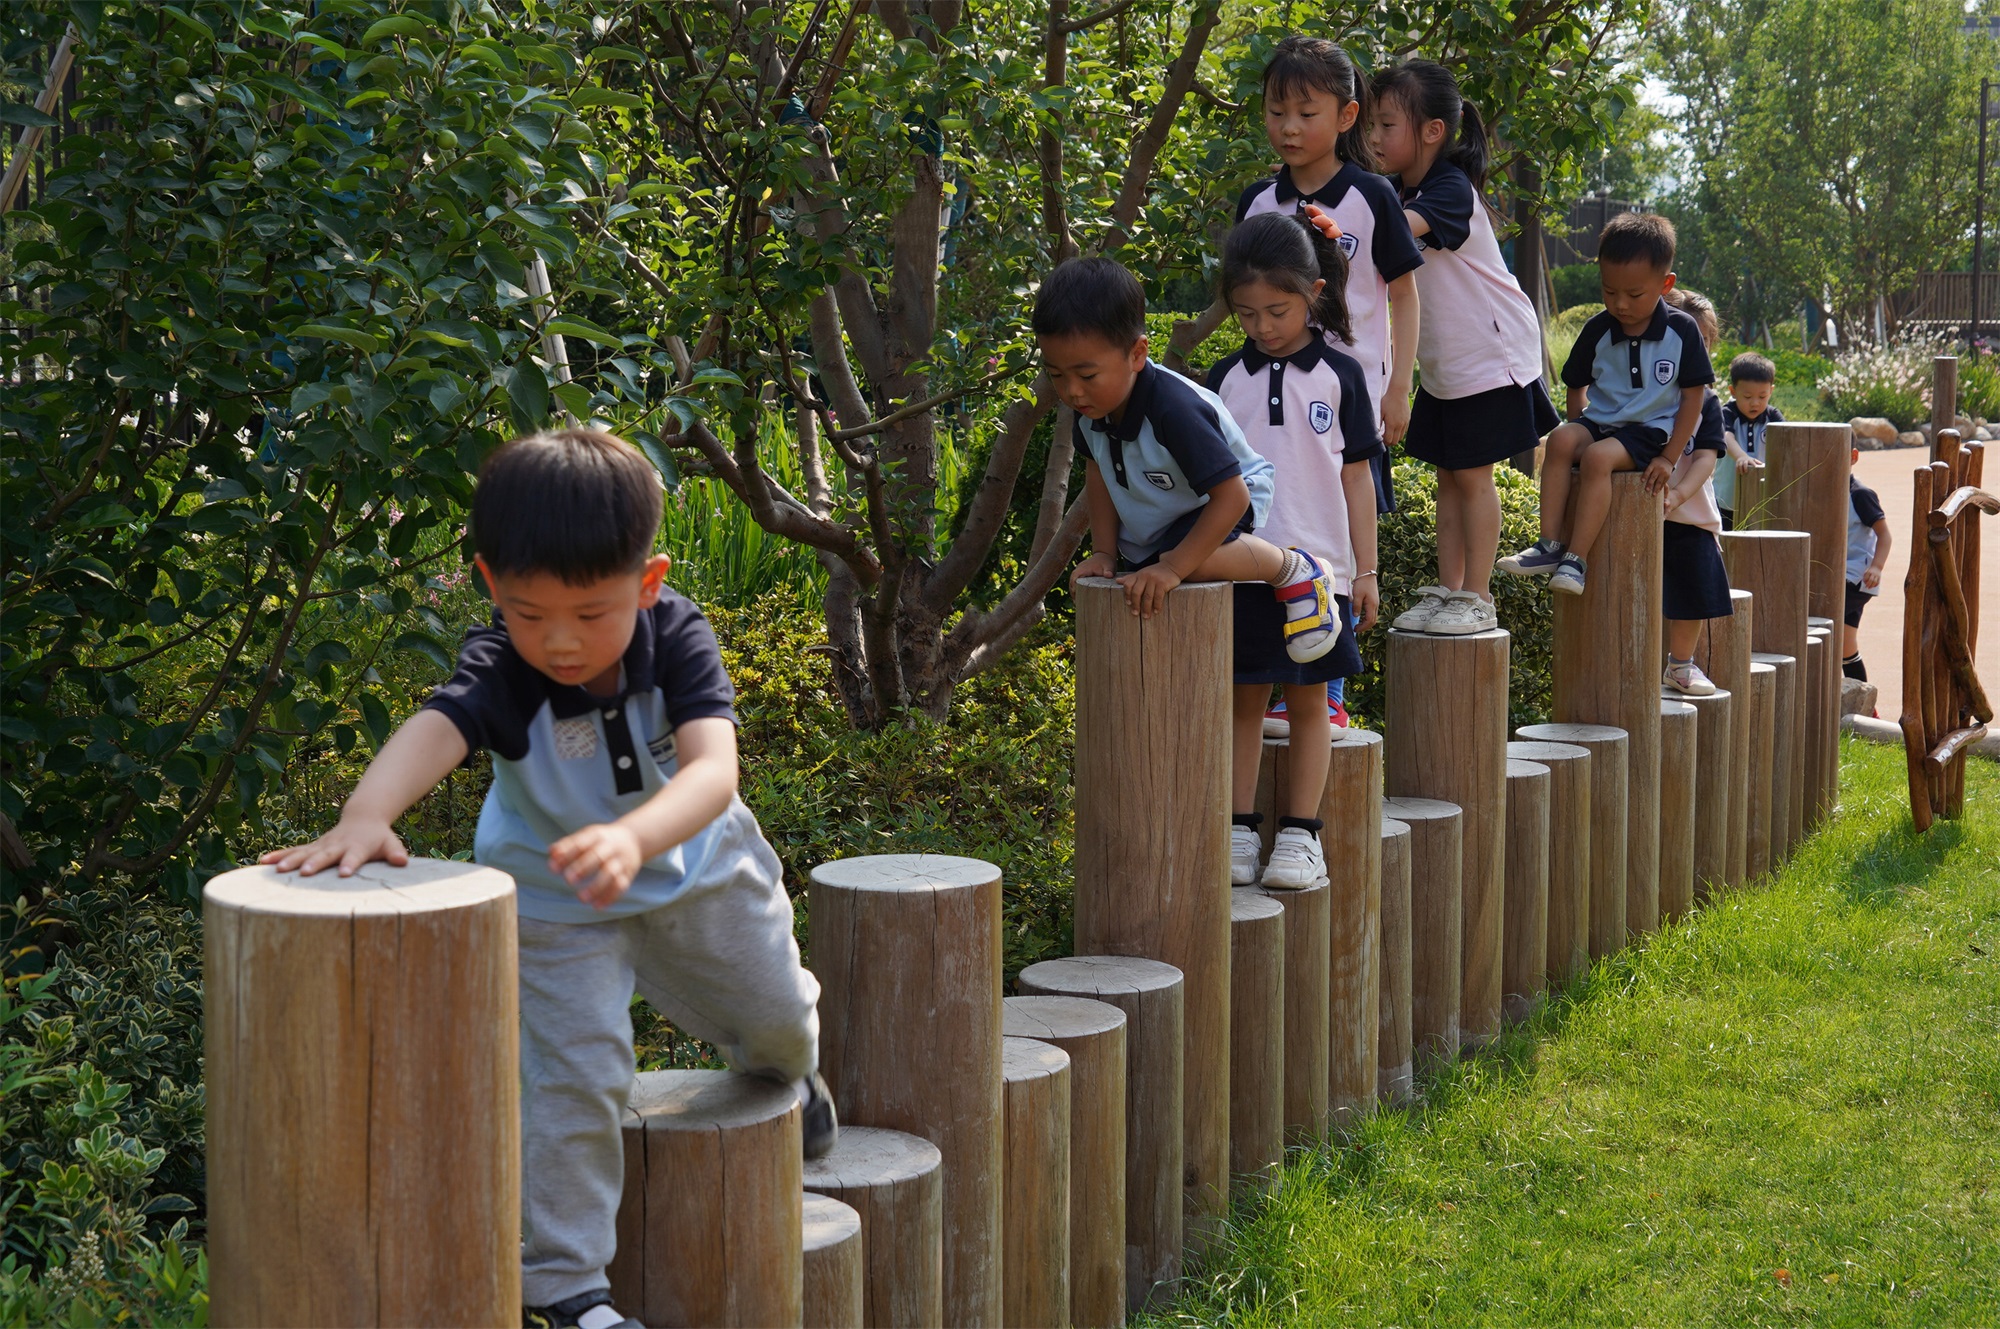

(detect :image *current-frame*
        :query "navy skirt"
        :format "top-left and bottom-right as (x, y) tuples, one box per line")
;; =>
(1404, 379), (1561, 470)
(1661, 520), (1735, 621)
(1233, 586), (1362, 686)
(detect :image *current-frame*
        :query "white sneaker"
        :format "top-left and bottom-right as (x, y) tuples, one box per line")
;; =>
(1663, 657), (1717, 695)
(1261, 827), (1324, 889)
(1392, 585), (1450, 632)
(1230, 825), (1261, 886)
(1426, 591), (1498, 635)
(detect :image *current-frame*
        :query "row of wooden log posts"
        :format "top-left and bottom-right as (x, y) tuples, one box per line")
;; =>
(200, 422), (1860, 1329)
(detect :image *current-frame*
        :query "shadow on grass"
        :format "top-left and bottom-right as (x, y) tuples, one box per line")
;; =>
(1843, 816), (1964, 906)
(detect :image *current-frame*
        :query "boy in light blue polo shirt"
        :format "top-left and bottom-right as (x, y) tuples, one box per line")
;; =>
(263, 430), (831, 1329)
(1034, 255), (1339, 661)
(1500, 211), (1713, 594)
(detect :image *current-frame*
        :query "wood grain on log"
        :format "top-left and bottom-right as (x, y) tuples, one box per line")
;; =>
(1228, 890), (1285, 1197)
(803, 1127), (944, 1329)
(1506, 740), (1591, 986)
(1696, 590), (1754, 887)
(1501, 758), (1551, 1022)
(1516, 724), (1628, 961)
(1378, 817), (1414, 1106)
(1382, 797), (1463, 1068)
(803, 1194), (864, 1329)
(1000, 1038), (1072, 1329)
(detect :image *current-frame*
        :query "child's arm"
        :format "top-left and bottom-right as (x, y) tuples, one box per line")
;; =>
(259, 708), (471, 876)
(1071, 458), (1121, 584)
(1119, 475), (1252, 618)
(1862, 517), (1893, 589)
(549, 716), (739, 909)
(1723, 428), (1762, 468)
(1402, 209), (1430, 239)
(1665, 450), (1718, 514)
(1646, 386), (1708, 494)
(1565, 385), (1588, 419)
(1383, 272), (1419, 447)
(1341, 458), (1381, 632)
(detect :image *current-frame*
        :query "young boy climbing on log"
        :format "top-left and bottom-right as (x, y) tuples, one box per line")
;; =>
(1500, 211), (1714, 595)
(262, 429), (832, 1329)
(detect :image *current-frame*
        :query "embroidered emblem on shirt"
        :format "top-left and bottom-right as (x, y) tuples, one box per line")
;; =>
(1309, 401), (1334, 434)
(552, 715), (599, 761)
(1335, 233), (1358, 259)
(1654, 358), (1675, 385)
(647, 731), (677, 764)
(1143, 470), (1175, 491)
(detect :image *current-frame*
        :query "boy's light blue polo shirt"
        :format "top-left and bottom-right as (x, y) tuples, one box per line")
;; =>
(1561, 300), (1714, 433)
(1074, 359), (1276, 565)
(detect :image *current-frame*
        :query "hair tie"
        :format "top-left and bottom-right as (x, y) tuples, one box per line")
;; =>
(1301, 204), (1344, 242)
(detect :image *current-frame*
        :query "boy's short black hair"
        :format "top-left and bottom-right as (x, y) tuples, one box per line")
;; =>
(1032, 256), (1146, 347)
(472, 429), (664, 584)
(1597, 211), (1676, 272)
(1729, 352), (1777, 385)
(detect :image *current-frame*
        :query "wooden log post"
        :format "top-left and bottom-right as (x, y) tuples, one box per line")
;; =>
(1253, 876), (1330, 1142)
(1000, 1039), (1072, 1329)
(1017, 956), (1183, 1313)
(1553, 471), (1664, 943)
(1668, 689), (1735, 904)
(1808, 616), (1840, 825)
(1073, 579), (1232, 1231)
(1761, 422), (1855, 624)
(1657, 699), (1698, 925)
(1378, 817), (1414, 1106)
(1750, 652), (1799, 864)
(610, 1072), (803, 1329)
(810, 855), (1003, 1329)
(1325, 728), (1383, 1127)
(1697, 590), (1755, 888)
(1227, 890), (1285, 1197)
(802, 1128), (944, 1329)
(1930, 355), (1959, 462)
(1001, 998), (1126, 1329)
(1720, 531), (1811, 860)
(1745, 661), (1778, 878)
(1381, 797), (1463, 1068)
(1803, 628), (1829, 833)
(1501, 758), (1551, 1022)
(1507, 740), (1592, 987)
(1516, 723), (1629, 961)
(1385, 629), (1510, 1046)
(803, 1195), (865, 1329)
(204, 861), (519, 1329)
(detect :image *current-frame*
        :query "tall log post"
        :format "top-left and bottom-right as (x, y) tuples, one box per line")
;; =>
(1721, 531), (1811, 861)
(1696, 590), (1755, 887)
(1001, 997), (1127, 1329)
(1760, 422), (1854, 622)
(1253, 876), (1330, 1142)
(204, 861), (519, 1329)
(1808, 616), (1839, 825)
(1385, 630), (1510, 1045)
(1227, 890), (1285, 1197)
(610, 1071), (803, 1329)
(1553, 472), (1663, 944)
(1377, 817), (1414, 1106)
(1750, 653), (1799, 864)
(1668, 689), (1735, 904)
(1745, 662), (1778, 878)
(1803, 629), (1829, 833)
(1381, 797), (1463, 1067)
(1501, 758), (1551, 1022)
(802, 1128), (945, 1329)
(1073, 579), (1232, 1231)
(1017, 956), (1184, 1313)
(1507, 740), (1592, 986)
(803, 1195), (865, 1329)
(1516, 723), (1629, 961)
(1324, 729), (1383, 1126)
(1000, 1039), (1072, 1329)
(1657, 699), (1698, 924)
(810, 855), (1003, 1329)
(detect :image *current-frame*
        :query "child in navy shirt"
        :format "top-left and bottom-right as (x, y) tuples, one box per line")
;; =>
(1500, 212), (1713, 594)
(1716, 352), (1783, 528)
(264, 431), (831, 1329)
(1843, 452), (1893, 681)
(1208, 211), (1381, 888)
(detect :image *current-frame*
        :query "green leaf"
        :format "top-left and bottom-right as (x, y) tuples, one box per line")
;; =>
(631, 431), (680, 487)
(293, 324), (383, 354)
(0, 105), (58, 129)
(303, 640), (351, 675)
(504, 361), (549, 432)
(394, 630), (454, 672)
(345, 90), (391, 109)
(545, 318), (621, 350)
(570, 87), (647, 110)
(360, 15), (426, 45)
(357, 693), (393, 749)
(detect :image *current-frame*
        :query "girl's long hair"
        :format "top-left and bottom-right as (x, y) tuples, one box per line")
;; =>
(1220, 211), (1354, 347)
(1262, 35), (1377, 174)
(1371, 59), (1489, 190)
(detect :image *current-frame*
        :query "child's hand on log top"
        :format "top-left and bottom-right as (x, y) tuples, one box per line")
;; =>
(1642, 455), (1674, 495)
(259, 818), (409, 878)
(550, 822), (644, 909)
(1116, 563), (1182, 619)
(1071, 551), (1116, 586)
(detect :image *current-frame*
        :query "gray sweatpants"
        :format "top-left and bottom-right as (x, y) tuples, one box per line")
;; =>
(517, 808), (820, 1306)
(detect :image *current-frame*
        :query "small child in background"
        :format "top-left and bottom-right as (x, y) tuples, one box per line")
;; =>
(1368, 59), (1558, 636)
(1717, 352), (1784, 529)
(1658, 286), (1732, 695)
(1843, 450), (1892, 682)
(1208, 210), (1381, 886)
(1500, 212), (1713, 594)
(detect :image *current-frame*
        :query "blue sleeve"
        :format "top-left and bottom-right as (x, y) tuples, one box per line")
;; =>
(1562, 315), (1609, 389)
(1693, 391), (1725, 454)
(1363, 174), (1425, 281)
(1404, 166), (1474, 251)
(1766, 404), (1786, 422)
(423, 620), (543, 762)
(1156, 394), (1244, 495)
(1851, 484), (1885, 529)
(1331, 352), (1383, 463)
(648, 596), (738, 729)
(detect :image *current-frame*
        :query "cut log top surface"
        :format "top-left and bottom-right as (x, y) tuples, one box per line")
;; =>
(1660, 699), (1696, 720)
(802, 1126), (943, 1188)
(1017, 955), (1183, 996)
(1660, 689), (1733, 705)
(1807, 616), (1836, 629)
(1074, 576), (1227, 593)
(1381, 817), (1412, 841)
(803, 1194), (862, 1253)
(202, 859), (513, 916)
(1000, 1037), (1071, 1084)
(625, 1069), (799, 1131)
(1516, 723), (1629, 746)
(1387, 627), (1509, 642)
(1507, 759), (1552, 781)
(809, 853), (1001, 893)
(1380, 797), (1461, 824)
(1751, 662), (1776, 676)
(1507, 740), (1590, 766)
(1725, 529), (1811, 546)
(1750, 652), (1797, 666)
(1230, 890), (1285, 922)
(1002, 995), (1127, 1041)
(1334, 728), (1385, 752)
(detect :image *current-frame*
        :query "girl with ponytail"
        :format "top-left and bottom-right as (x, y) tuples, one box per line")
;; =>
(1368, 59), (1556, 636)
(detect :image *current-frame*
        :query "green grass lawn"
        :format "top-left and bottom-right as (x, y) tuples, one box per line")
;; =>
(1153, 739), (1999, 1327)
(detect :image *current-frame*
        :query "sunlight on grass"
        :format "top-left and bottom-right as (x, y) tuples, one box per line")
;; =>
(1149, 739), (1998, 1327)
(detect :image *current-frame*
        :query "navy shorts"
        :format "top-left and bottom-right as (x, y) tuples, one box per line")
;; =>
(1576, 417), (1670, 469)
(1233, 587), (1362, 687)
(1845, 581), (1873, 628)
(1118, 502), (1254, 572)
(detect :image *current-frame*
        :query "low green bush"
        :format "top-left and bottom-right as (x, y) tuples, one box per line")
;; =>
(1711, 339), (1834, 389)
(1956, 354), (2000, 421)
(1546, 302), (1604, 374)
(1552, 262), (1600, 311)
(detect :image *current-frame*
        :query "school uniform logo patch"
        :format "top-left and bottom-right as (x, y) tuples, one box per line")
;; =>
(1336, 233), (1359, 259)
(1309, 401), (1334, 434)
(1654, 358), (1675, 385)
(1144, 470), (1175, 491)
(552, 716), (599, 761)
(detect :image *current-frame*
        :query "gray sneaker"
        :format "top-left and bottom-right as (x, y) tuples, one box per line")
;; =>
(524, 1291), (644, 1329)
(1549, 553), (1587, 595)
(1498, 539), (1566, 577)
(1425, 592), (1498, 635)
(1392, 586), (1451, 632)
(801, 1071), (839, 1160)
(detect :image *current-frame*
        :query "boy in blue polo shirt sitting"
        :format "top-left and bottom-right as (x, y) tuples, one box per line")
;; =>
(262, 430), (831, 1329)
(1500, 212), (1714, 594)
(1034, 255), (1339, 658)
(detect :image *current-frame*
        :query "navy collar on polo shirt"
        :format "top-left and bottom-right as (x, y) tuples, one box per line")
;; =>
(1099, 358), (1160, 443)
(494, 608), (658, 719)
(1606, 299), (1671, 344)
(1398, 155), (1451, 204)
(1270, 161), (1359, 209)
(1237, 338), (1333, 375)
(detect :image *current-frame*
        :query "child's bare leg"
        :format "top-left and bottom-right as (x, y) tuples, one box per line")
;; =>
(1281, 682), (1331, 816)
(1565, 439), (1639, 561)
(1232, 683), (1270, 813)
(1842, 622), (1859, 658)
(1435, 479), (1466, 591)
(1666, 618), (1702, 661)
(1538, 424), (1592, 543)
(1194, 535), (1286, 584)
(1452, 465), (1502, 599)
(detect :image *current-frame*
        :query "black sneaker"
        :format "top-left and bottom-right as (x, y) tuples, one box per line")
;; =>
(524, 1289), (644, 1329)
(802, 1070), (839, 1160)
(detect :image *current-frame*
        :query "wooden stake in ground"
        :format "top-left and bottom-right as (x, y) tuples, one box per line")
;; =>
(1721, 531), (1811, 859)
(1751, 652), (1799, 864)
(803, 1128), (945, 1329)
(1697, 589), (1754, 888)
(1000, 1038), (1072, 1329)
(1501, 758), (1551, 1022)
(1507, 739), (1592, 987)
(1746, 662), (1778, 877)
(1668, 688), (1734, 903)
(1383, 797), (1463, 1067)
(802, 1195), (865, 1329)
(1517, 723), (1628, 961)
(1228, 889), (1285, 1197)
(1253, 874), (1330, 1141)
(204, 860), (519, 1329)
(1657, 699), (1697, 924)
(1378, 816), (1414, 1105)
(1325, 728), (1383, 1125)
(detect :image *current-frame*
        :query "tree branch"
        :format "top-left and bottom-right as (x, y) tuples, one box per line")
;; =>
(924, 375), (1054, 610)
(1099, 0), (1222, 250)
(1057, 0), (1141, 34)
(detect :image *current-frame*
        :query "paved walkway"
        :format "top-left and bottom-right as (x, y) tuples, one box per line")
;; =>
(1847, 446), (2000, 721)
